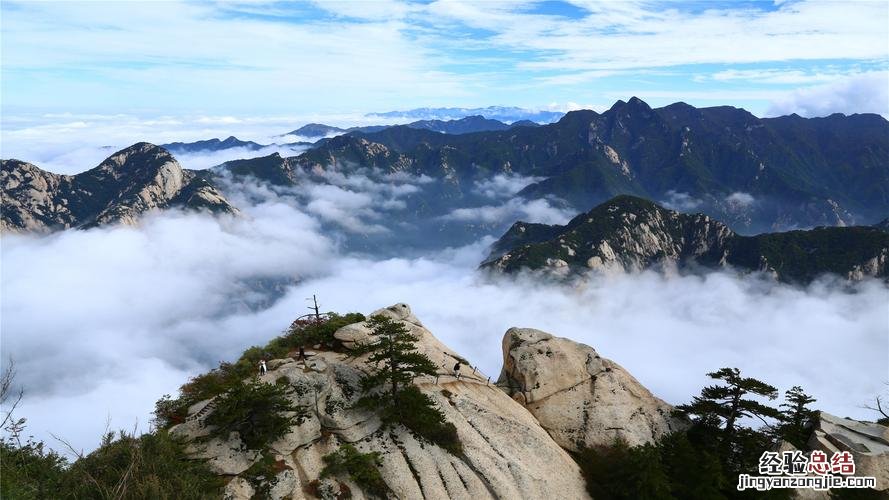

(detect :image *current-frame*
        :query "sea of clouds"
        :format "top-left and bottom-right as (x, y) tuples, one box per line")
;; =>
(1, 175), (887, 456)
(1, 122), (887, 457)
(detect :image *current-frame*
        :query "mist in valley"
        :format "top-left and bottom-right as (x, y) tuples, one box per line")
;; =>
(2, 161), (886, 455)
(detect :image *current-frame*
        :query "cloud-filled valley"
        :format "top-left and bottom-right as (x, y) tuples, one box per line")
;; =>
(2, 171), (886, 456)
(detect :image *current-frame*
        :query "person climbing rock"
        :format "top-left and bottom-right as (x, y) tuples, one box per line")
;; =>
(259, 359), (267, 376)
(453, 361), (461, 380)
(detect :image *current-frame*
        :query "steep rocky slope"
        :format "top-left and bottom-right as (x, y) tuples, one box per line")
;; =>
(170, 303), (682, 499)
(483, 195), (889, 283)
(1, 143), (237, 232)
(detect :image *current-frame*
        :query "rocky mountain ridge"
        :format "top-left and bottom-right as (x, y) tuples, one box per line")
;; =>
(170, 303), (681, 499)
(1, 143), (238, 232)
(365, 106), (564, 123)
(482, 195), (889, 283)
(285, 115), (537, 140)
(286, 98), (889, 234)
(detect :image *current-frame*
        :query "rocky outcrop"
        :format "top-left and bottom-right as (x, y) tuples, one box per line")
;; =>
(808, 412), (889, 490)
(483, 195), (889, 283)
(1, 143), (238, 232)
(171, 304), (590, 500)
(482, 196), (736, 276)
(498, 327), (686, 451)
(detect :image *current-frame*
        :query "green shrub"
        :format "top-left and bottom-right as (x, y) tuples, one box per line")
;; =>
(283, 312), (366, 350)
(389, 385), (462, 455)
(243, 452), (290, 498)
(321, 444), (389, 498)
(204, 379), (304, 450)
(576, 439), (672, 500)
(574, 428), (798, 500)
(153, 312), (366, 430)
(62, 430), (223, 500)
(0, 437), (68, 499)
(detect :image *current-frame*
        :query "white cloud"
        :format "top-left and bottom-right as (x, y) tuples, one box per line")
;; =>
(662, 190), (702, 212)
(305, 184), (390, 234)
(765, 72), (889, 117)
(310, 0), (417, 21)
(174, 145), (309, 171)
(1, 1), (470, 113)
(706, 68), (864, 85)
(441, 197), (573, 225)
(2, 1), (887, 116)
(473, 173), (544, 199)
(437, 0), (889, 72)
(726, 191), (756, 208)
(1, 185), (886, 457)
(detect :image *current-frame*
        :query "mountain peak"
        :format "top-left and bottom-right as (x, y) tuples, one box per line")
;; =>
(1, 143), (238, 232)
(607, 96), (653, 114)
(93, 142), (178, 177)
(608, 99), (627, 111)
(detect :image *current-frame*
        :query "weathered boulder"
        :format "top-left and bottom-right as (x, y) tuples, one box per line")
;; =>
(808, 412), (889, 490)
(498, 327), (686, 451)
(172, 304), (590, 500)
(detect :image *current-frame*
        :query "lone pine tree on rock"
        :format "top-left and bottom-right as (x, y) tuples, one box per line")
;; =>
(350, 314), (462, 455)
(351, 314), (438, 408)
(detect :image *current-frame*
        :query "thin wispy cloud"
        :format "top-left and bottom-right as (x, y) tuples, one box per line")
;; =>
(1, 1), (887, 117)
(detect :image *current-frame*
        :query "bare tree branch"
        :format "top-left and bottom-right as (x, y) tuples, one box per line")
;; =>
(860, 381), (889, 420)
(1, 358), (24, 430)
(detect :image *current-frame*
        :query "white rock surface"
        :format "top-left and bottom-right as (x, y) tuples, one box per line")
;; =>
(808, 412), (889, 490)
(498, 327), (686, 451)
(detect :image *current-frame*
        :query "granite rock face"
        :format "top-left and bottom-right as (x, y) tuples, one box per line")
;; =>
(171, 304), (590, 500)
(1, 143), (237, 232)
(808, 412), (889, 490)
(498, 326), (687, 451)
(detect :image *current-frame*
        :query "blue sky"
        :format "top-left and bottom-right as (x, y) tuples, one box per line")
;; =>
(1, 0), (888, 119)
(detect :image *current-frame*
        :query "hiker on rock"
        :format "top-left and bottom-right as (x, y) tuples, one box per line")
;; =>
(453, 361), (461, 380)
(298, 346), (306, 361)
(259, 359), (267, 376)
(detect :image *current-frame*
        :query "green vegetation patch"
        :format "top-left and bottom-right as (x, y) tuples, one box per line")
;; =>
(321, 444), (389, 498)
(204, 378), (305, 450)
(153, 312), (365, 429)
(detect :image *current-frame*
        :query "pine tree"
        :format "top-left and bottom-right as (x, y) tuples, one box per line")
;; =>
(677, 367), (781, 437)
(352, 314), (438, 410)
(777, 386), (817, 448)
(677, 367), (783, 479)
(351, 315), (462, 455)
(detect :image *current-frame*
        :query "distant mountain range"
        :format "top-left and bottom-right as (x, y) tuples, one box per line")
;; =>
(365, 106), (565, 123)
(285, 115), (538, 139)
(289, 97), (889, 234)
(3, 99), (888, 274)
(1, 143), (237, 232)
(160, 136), (313, 155)
(159, 116), (543, 158)
(161, 136), (265, 153)
(482, 195), (889, 283)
